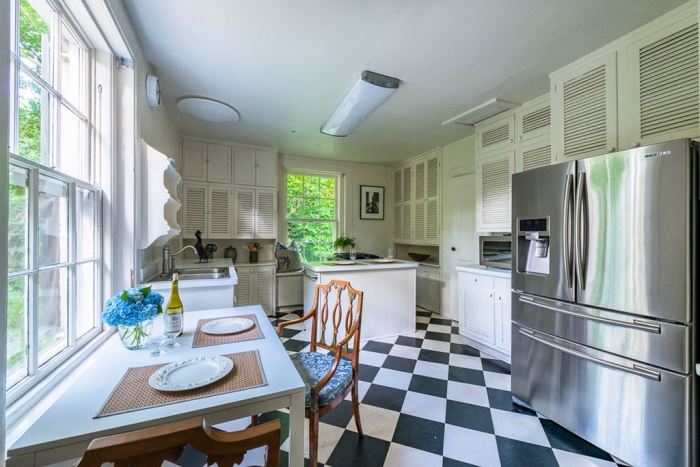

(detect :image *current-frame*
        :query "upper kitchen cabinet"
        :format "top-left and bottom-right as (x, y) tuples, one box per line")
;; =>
(181, 182), (233, 239)
(476, 149), (514, 232)
(233, 187), (277, 239)
(515, 94), (551, 143)
(617, 5), (699, 148)
(551, 52), (618, 162)
(476, 113), (515, 153)
(392, 150), (440, 245)
(181, 141), (232, 184)
(515, 136), (553, 173)
(233, 147), (278, 188)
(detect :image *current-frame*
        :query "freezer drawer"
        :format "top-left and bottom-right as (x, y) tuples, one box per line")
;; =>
(512, 292), (691, 373)
(511, 323), (692, 467)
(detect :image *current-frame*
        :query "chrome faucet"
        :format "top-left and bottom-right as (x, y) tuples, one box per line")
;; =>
(162, 244), (198, 276)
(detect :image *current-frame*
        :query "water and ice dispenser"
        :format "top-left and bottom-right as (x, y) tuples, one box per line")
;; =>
(516, 217), (550, 275)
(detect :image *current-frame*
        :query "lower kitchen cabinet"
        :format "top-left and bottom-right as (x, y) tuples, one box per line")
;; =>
(233, 263), (276, 315)
(457, 266), (511, 360)
(276, 270), (303, 310)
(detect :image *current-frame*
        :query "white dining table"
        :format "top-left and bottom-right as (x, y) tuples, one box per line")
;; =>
(6, 305), (306, 467)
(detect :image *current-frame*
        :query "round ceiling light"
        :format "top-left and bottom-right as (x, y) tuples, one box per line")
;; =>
(176, 97), (240, 123)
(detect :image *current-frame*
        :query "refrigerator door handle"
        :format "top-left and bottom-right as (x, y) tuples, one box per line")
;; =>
(563, 174), (575, 289)
(575, 172), (588, 290)
(518, 328), (661, 381)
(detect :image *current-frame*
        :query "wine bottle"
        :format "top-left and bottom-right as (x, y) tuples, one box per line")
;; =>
(165, 273), (184, 337)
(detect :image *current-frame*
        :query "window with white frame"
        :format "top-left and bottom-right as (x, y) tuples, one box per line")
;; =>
(285, 173), (338, 261)
(6, 0), (102, 396)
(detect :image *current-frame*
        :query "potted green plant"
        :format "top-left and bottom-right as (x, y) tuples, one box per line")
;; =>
(333, 235), (356, 252)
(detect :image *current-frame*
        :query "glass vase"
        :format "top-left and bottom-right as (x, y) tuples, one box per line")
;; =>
(117, 319), (153, 350)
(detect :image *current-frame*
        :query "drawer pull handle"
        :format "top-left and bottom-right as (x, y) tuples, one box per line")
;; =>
(518, 297), (661, 334)
(518, 328), (661, 381)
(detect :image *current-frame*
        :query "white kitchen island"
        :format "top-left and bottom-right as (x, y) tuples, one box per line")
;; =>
(302, 260), (417, 341)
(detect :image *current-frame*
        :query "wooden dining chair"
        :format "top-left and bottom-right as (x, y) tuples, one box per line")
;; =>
(76, 417), (281, 467)
(277, 279), (364, 467)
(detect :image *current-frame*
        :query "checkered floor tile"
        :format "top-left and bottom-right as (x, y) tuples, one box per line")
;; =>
(258, 308), (626, 467)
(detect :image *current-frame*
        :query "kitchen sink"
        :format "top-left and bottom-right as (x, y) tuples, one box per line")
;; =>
(145, 267), (230, 283)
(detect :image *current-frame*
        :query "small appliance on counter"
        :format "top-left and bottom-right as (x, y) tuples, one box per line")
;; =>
(478, 235), (511, 269)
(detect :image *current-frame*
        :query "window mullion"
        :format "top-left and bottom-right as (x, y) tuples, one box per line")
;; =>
(28, 168), (39, 377)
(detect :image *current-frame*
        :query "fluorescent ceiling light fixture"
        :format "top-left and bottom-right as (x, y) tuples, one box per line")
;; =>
(321, 71), (400, 137)
(177, 97), (240, 123)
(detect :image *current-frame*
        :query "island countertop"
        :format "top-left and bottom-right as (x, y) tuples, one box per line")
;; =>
(303, 260), (419, 273)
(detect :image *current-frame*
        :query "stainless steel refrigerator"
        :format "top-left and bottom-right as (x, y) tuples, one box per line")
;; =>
(511, 139), (698, 467)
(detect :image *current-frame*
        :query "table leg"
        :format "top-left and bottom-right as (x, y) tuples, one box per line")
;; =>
(288, 390), (305, 467)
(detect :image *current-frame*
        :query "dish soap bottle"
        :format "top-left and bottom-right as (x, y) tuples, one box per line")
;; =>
(165, 273), (184, 338)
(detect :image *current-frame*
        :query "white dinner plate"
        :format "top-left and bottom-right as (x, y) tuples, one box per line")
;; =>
(324, 260), (356, 265)
(370, 258), (396, 263)
(149, 356), (233, 392)
(201, 317), (255, 335)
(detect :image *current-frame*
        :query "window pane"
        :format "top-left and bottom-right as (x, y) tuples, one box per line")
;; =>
(286, 174), (303, 197)
(9, 165), (29, 273)
(18, 71), (50, 165)
(37, 267), (68, 365)
(287, 222), (335, 262)
(320, 176), (335, 199)
(60, 23), (85, 110)
(287, 196), (303, 219)
(38, 174), (69, 266)
(58, 105), (87, 181)
(318, 198), (336, 220)
(19, 0), (54, 80)
(76, 187), (96, 259)
(7, 276), (29, 386)
(76, 262), (96, 338)
(304, 176), (321, 198)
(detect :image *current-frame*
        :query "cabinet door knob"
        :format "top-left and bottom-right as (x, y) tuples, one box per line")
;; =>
(474, 278), (477, 282)
(489, 294), (493, 298)
(451, 247), (456, 251)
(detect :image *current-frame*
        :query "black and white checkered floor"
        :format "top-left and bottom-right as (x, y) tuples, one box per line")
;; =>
(264, 308), (625, 467)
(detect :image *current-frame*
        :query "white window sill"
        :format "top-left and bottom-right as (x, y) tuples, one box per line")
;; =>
(5, 329), (114, 450)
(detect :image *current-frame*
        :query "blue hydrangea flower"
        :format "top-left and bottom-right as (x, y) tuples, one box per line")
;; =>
(102, 287), (164, 327)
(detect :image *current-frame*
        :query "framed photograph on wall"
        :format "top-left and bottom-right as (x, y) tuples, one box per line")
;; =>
(360, 185), (384, 220)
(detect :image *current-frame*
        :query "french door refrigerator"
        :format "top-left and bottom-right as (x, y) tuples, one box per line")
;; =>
(511, 139), (697, 467)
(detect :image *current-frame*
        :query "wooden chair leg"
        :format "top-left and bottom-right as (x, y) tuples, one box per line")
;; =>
(309, 411), (320, 467)
(351, 382), (363, 437)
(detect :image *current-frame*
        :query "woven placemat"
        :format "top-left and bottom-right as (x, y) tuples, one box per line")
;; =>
(96, 350), (267, 418)
(192, 314), (264, 348)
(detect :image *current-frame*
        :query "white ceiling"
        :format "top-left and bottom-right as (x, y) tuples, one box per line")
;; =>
(123, 0), (686, 163)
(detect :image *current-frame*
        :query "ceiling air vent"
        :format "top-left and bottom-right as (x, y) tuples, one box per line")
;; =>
(442, 98), (519, 126)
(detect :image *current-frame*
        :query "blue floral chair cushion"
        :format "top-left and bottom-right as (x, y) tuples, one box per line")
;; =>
(290, 351), (353, 407)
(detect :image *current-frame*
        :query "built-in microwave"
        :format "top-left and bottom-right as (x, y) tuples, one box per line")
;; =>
(479, 236), (512, 269)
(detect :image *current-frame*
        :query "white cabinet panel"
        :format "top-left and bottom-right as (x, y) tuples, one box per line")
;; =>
(515, 94), (551, 142)
(552, 52), (618, 162)
(182, 182), (207, 238)
(255, 189), (277, 239)
(515, 137), (553, 173)
(417, 266), (440, 313)
(206, 144), (232, 184)
(234, 188), (255, 238)
(234, 268), (250, 305)
(255, 149), (278, 187)
(207, 185), (232, 239)
(476, 150), (514, 232)
(182, 141), (207, 181)
(233, 147), (256, 186)
(234, 265), (276, 315)
(392, 152), (440, 244)
(254, 268), (274, 314)
(494, 288), (511, 354)
(277, 273), (303, 308)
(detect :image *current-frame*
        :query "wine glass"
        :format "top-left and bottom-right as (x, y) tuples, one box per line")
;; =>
(160, 312), (182, 350)
(387, 248), (394, 260)
(149, 335), (165, 357)
(349, 249), (357, 261)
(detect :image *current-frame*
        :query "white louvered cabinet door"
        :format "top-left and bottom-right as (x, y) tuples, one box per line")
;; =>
(254, 267), (275, 315)
(552, 52), (617, 162)
(401, 204), (412, 239)
(476, 113), (515, 153)
(494, 289), (512, 354)
(425, 155), (440, 244)
(414, 200), (426, 242)
(515, 136), (553, 173)
(393, 168), (402, 204)
(182, 182), (207, 238)
(461, 283), (495, 345)
(515, 94), (551, 142)
(414, 160), (426, 202)
(233, 188), (255, 238)
(207, 185), (232, 239)
(255, 189), (277, 239)
(619, 16), (699, 148)
(476, 150), (514, 232)
(402, 166), (412, 202)
(234, 269), (251, 306)
(393, 204), (402, 240)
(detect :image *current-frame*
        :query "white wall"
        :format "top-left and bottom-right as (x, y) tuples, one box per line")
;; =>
(279, 155), (393, 257)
